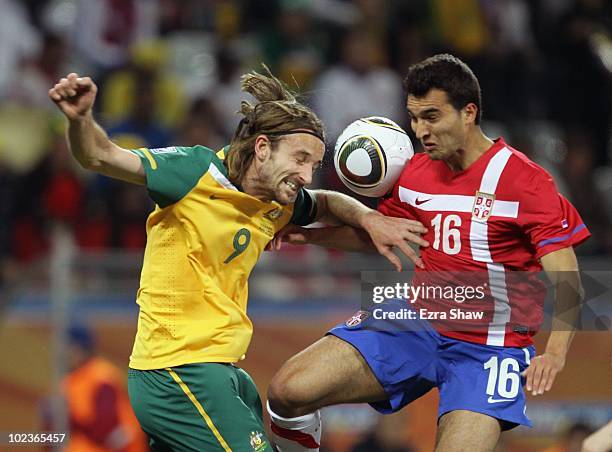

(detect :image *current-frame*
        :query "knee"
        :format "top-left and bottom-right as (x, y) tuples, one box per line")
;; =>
(267, 367), (311, 418)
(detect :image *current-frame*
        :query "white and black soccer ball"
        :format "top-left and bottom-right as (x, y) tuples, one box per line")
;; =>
(334, 117), (414, 197)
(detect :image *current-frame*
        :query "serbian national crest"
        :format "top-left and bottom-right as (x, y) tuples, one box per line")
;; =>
(472, 191), (495, 221)
(249, 431), (266, 451)
(345, 310), (370, 328)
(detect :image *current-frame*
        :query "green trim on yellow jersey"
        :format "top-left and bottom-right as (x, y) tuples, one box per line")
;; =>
(131, 146), (221, 208)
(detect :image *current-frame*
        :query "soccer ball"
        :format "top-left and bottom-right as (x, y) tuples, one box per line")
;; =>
(334, 117), (414, 197)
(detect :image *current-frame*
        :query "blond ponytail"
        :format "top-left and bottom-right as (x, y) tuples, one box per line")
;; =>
(226, 65), (324, 184)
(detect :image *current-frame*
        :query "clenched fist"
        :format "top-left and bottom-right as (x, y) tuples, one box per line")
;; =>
(48, 73), (97, 121)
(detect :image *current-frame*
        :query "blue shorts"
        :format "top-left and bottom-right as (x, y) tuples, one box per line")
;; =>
(329, 301), (535, 430)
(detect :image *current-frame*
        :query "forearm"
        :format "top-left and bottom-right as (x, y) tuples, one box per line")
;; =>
(314, 190), (378, 229)
(67, 112), (116, 170)
(545, 271), (582, 357)
(305, 226), (376, 252)
(544, 330), (575, 358)
(526, 249), (584, 395)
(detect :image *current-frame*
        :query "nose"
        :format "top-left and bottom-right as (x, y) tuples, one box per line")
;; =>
(298, 165), (313, 186)
(414, 120), (430, 141)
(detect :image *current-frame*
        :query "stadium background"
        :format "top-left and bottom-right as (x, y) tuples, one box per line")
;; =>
(0, 0), (610, 451)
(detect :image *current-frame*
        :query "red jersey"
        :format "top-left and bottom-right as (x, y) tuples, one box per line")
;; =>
(378, 138), (590, 347)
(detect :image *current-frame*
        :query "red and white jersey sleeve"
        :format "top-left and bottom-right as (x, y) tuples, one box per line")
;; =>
(518, 172), (590, 259)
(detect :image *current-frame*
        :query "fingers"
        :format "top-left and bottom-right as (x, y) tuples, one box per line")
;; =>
(273, 225), (296, 249)
(535, 365), (551, 395)
(48, 86), (62, 102)
(385, 217), (428, 235)
(62, 76), (77, 96)
(524, 360), (556, 396)
(285, 232), (308, 244)
(265, 235), (281, 251)
(402, 219), (428, 234)
(530, 362), (544, 395)
(48, 73), (93, 102)
(524, 363), (535, 393)
(266, 225), (310, 251)
(404, 231), (429, 248)
(49, 79), (73, 101)
(369, 215), (428, 236)
(272, 234), (283, 250)
(75, 75), (93, 87)
(377, 246), (402, 272)
(523, 353), (564, 397)
(543, 367), (558, 392)
(387, 218), (429, 248)
(395, 241), (424, 269)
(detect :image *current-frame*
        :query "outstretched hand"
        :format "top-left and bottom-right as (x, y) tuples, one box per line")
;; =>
(521, 351), (565, 396)
(361, 212), (428, 271)
(48, 73), (97, 120)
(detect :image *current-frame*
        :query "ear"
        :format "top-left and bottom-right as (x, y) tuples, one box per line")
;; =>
(253, 135), (271, 162)
(462, 102), (478, 125)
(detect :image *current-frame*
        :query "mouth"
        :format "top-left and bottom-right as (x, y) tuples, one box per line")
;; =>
(423, 142), (437, 152)
(283, 178), (300, 194)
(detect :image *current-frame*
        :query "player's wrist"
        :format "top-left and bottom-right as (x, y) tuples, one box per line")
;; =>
(358, 210), (382, 231)
(68, 109), (93, 125)
(543, 347), (568, 363)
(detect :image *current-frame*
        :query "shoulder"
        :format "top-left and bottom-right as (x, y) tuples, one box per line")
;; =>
(391, 153), (436, 198)
(150, 144), (217, 159)
(134, 144), (228, 208)
(495, 144), (561, 206)
(503, 145), (555, 186)
(134, 144), (219, 164)
(409, 152), (430, 166)
(133, 144), (222, 184)
(398, 152), (434, 178)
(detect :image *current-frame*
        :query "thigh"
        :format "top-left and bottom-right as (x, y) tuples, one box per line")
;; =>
(435, 409), (501, 452)
(128, 364), (274, 452)
(269, 304), (440, 416)
(327, 306), (440, 414)
(272, 334), (387, 409)
(438, 339), (534, 430)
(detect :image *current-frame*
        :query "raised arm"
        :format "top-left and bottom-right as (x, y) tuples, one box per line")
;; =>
(523, 247), (583, 396)
(48, 73), (145, 185)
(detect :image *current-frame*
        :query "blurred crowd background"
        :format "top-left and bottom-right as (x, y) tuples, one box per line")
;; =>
(0, 0), (611, 278)
(0, 1), (611, 451)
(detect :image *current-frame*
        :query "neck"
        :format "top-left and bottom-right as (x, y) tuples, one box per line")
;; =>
(445, 129), (494, 172)
(241, 163), (272, 202)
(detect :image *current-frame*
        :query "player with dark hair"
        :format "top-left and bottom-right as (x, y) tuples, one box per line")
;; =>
(49, 69), (427, 451)
(403, 53), (483, 125)
(266, 54), (589, 452)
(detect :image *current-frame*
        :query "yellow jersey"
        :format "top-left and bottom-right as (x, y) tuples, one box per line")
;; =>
(128, 145), (317, 370)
